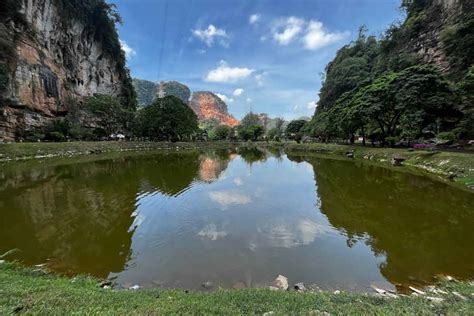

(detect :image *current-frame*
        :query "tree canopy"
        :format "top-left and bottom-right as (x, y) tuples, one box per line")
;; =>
(133, 96), (199, 141)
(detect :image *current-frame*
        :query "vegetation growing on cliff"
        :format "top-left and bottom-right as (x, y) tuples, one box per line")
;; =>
(306, 1), (474, 144)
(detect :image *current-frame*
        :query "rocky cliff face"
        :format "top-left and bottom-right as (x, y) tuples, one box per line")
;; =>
(190, 92), (239, 127)
(0, 0), (133, 141)
(158, 81), (191, 105)
(133, 79), (191, 106)
(402, 0), (472, 74)
(133, 79), (157, 107)
(134, 79), (239, 127)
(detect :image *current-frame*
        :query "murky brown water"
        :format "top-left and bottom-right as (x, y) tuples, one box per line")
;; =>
(1, 147), (473, 291)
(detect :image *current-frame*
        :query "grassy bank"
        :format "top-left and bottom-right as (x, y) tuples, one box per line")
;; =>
(1, 141), (473, 190)
(0, 141), (235, 162)
(0, 262), (473, 315)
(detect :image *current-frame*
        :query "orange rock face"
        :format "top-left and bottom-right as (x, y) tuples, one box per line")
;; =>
(190, 92), (239, 127)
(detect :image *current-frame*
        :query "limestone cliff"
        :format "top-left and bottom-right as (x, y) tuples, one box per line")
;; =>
(397, 0), (473, 75)
(190, 92), (239, 127)
(134, 79), (239, 127)
(133, 79), (191, 106)
(0, 0), (135, 141)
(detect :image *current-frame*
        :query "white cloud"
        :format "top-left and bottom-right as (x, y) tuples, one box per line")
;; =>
(272, 17), (304, 45)
(192, 24), (228, 47)
(303, 20), (349, 50)
(246, 98), (253, 103)
(293, 105), (299, 111)
(205, 61), (255, 83)
(249, 14), (261, 25)
(198, 224), (227, 241)
(307, 101), (317, 109)
(255, 72), (267, 87)
(233, 88), (244, 97)
(216, 93), (234, 104)
(209, 190), (251, 207)
(197, 49), (206, 54)
(120, 40), (136, 59)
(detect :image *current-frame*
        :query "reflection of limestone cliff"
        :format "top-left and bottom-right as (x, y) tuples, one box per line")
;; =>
(198, 153), (233, 183)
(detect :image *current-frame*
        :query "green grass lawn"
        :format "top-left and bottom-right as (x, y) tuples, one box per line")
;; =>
(1, 262), (473, 315)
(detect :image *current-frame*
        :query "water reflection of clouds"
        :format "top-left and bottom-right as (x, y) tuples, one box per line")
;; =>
(233, 177), (243, 186)
(198, 223), (228, 241)
(209, 190), (251, 208)
(258, 219), (333, 249)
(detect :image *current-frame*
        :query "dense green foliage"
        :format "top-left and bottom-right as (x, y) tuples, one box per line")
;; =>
(236, 113), (264, 141)
(85, 94), (133, 137)
(441, 9), (474, 75)
(133, 96), (199, 141)
(211, 124), (232, 140)
(308, 1), (474, 144)
(457, 65), (474, 138)
(286, 120), (307, 135)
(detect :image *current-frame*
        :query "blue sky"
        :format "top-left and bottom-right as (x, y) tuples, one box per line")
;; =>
(113, 0), (402, 120)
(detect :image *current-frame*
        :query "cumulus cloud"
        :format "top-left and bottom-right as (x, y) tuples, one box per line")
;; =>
(249, 14), (261, 25)
(303, 20), (349, 50)
(270, 17), (347, 50)
(216, 93), (234, 103)
(120, 40), (136, 59)
(192, 24), (228, 47)
(209, 190), (251, 207)
(233, 88), (244, 97)
(206, 61), (255, 83)
(272, 17), (304, 45)
(307, 101), (317, 109)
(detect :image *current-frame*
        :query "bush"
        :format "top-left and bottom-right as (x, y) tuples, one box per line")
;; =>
(211, 124), (231, 141)
(46, 131), (66, 142)
(437, 131), (455, 140)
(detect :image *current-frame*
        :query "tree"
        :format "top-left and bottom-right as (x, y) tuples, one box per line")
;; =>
(211, 124), (232, 140)
(286, 120), (307, 135)
(266, 128), (280, 141)
(133, 96), (199, 141)
(237, 124), (263, 141)
(85, 94), (132, 136)
(456, 65), (474, 138)
(240, 112), (261, 128)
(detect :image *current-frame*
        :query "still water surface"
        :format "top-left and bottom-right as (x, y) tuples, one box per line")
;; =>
(1, 147), (473, 291)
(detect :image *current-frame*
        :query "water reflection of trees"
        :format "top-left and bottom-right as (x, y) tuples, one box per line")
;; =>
(297, 156), (474, 286)
(0, 150), (233, 278)
(237, 147), (267, 164)
(0, 159), (139, 278)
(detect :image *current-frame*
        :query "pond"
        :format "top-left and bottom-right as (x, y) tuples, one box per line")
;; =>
(1, 147), (473, 292)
